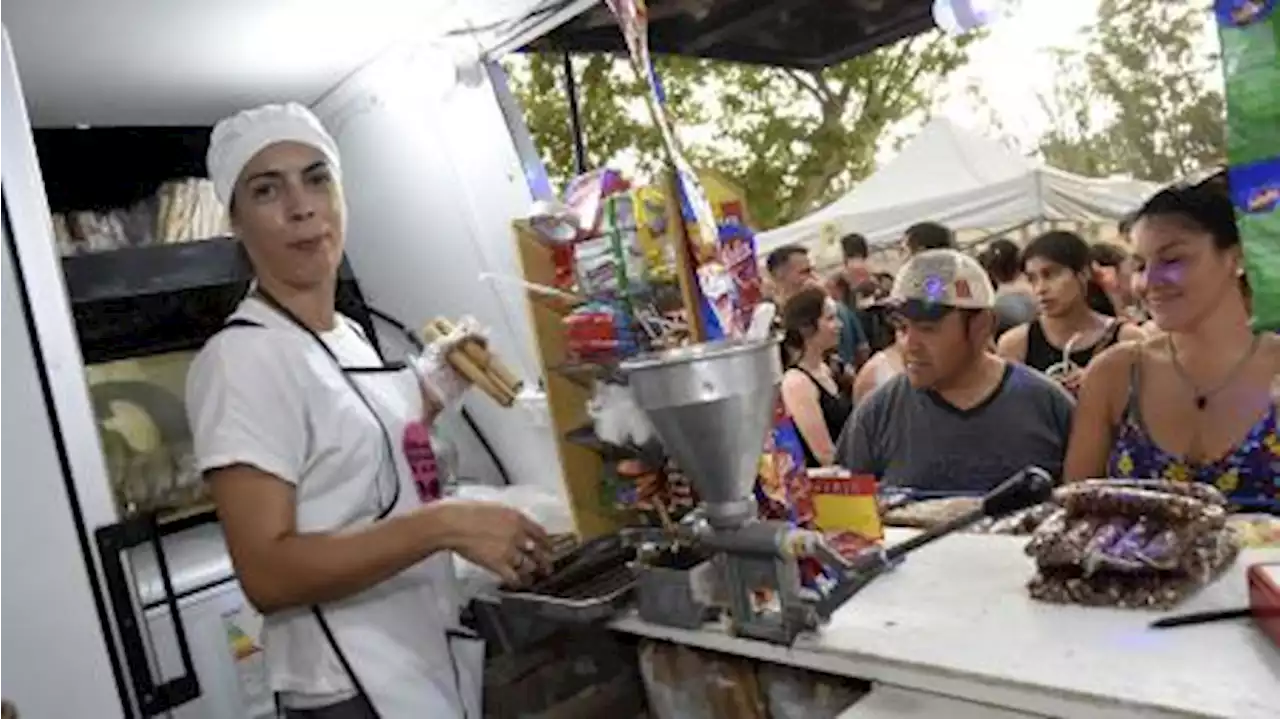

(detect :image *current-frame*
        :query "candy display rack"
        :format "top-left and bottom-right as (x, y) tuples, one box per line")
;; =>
(513, 170), (707, 539)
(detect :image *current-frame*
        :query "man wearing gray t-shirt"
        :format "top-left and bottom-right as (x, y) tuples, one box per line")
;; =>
(835, 250), (1075, 492)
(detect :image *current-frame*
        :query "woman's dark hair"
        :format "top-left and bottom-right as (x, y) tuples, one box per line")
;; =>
(781, 287), (829, 357)
(983, 238), (1022, 284)
(1132, 176), (1249, 297)
(1022, 231), (1092, 274)
(1131, 181), (1239, 250)
(1021, 230), (1116, 316)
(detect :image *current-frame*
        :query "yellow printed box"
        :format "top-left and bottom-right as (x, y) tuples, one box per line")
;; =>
(807, 468), (883, 559)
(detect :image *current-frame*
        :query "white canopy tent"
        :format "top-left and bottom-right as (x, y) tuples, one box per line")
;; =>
(756, 118), (1159, 261)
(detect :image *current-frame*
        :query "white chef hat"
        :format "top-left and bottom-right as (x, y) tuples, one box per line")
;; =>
(206, 102), (341, 208)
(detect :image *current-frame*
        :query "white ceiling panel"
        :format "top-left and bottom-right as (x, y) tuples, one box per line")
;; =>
(3, 0), (557, 127)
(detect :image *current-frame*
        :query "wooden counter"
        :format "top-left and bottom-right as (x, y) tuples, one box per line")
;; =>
(611, 530), (1280, 719)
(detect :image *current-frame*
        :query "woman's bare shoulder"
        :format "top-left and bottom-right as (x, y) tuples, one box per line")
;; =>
(996, 323), (1030, 359)
(852, 354), (884, 398)
(781, 368), (816, 392)
(1116, 322), (1147, 344)
(1091, 338), (1144, 374)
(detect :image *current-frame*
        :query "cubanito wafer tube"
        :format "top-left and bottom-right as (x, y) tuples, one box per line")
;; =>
(421, 323), (516, 407)
(431, 318), (524, 398)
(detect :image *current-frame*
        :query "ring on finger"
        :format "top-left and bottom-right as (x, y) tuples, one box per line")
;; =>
(521, 538), (536, 553)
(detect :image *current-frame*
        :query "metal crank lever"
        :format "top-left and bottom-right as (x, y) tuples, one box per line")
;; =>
(813, 466), (1057, 619)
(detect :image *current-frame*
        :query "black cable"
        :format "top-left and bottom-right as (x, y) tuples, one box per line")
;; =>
(445, 0), (577, 44)
(460, 407), (512, 486)
(363, 305), (515, 486)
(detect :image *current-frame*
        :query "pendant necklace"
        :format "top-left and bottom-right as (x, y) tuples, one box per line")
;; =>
(1168, 334), (1261, 410)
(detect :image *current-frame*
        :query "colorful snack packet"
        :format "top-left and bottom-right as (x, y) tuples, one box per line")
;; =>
(1215, 1), (1280, 330)
(808, 468), (883, 560)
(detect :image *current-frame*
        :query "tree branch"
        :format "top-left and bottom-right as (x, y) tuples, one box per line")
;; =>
(813, 70), (836, 106)
(782, 68), (827, 107)
(874, 34), (945, 118)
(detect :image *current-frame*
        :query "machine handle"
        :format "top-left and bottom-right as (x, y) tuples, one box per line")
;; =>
(879, 466), (1055, 567)
(95, 513), (201, 716)
(816, 467), (1056, 617)
(982, 466), (1055, 518)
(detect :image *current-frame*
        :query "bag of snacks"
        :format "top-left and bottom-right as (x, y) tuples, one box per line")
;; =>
(808, 468), (882, 560)
(563, 169), (630, 239)
(564, 302), (637, 364)
(1025, 480), (1241, 610)
(698, 261), (739, 340)
(633, 186), (678, 285)
(717, 225), (764, 337)
(1215, 2), (1280, 330)
(756, 403), (807, 524)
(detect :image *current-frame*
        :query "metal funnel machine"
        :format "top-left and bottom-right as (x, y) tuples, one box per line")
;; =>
(621, 337), (781, 529)
(623, 337), (819, 644)
(621, 338), (1059, 645)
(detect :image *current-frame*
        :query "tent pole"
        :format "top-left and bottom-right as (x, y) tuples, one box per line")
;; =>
(561, 52), (587, 175)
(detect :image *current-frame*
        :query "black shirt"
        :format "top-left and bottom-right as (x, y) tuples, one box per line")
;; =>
(1024, 319), (1122, 374)
(789, 366), (854, 467)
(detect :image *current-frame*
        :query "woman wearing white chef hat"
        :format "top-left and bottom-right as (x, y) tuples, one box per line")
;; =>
(186, 102), (552, 718)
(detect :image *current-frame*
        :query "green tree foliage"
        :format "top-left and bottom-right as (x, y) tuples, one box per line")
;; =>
(1036, 0), (1224, 182)
(505, 31), (976, 230)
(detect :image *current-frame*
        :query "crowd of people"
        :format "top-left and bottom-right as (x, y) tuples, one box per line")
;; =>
(766, 176), (1278, 509)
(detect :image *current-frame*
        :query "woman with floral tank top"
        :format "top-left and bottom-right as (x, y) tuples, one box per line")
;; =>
(1064, 179), (1279, 511)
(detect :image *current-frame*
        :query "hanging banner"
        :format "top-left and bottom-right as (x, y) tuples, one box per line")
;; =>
(1215, 0), (1280, 330)
(604, 0), (721, 258)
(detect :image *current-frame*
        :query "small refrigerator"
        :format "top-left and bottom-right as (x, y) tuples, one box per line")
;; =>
(131, 525), (274, 719)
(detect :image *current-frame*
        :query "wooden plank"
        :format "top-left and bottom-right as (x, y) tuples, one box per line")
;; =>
(662, 170), (708, 343)
(511, 173), (710, 538)
(512, 221), (616, 538)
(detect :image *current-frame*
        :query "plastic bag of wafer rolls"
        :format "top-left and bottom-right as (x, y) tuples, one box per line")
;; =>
(416, 316), (524, 408)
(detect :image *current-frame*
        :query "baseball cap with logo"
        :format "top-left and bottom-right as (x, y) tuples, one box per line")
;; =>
(889, 248), (995, 321)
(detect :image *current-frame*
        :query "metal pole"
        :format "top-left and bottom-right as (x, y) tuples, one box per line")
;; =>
(561, 52), (587, 175)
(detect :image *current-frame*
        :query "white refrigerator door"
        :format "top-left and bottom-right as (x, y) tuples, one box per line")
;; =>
(1, 26), (130, 719)
(145, 580), (274, 719)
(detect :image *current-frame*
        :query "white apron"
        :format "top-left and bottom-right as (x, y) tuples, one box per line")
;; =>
(225, 295), (484, 719)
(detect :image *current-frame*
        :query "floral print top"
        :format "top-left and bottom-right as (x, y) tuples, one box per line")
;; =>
(1107, 355), (1280, 510)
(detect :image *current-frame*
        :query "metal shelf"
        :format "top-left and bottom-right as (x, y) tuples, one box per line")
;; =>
(61, 238), (375, 364)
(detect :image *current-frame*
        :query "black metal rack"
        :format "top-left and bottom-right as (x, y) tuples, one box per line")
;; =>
(63, 237), (378, 364)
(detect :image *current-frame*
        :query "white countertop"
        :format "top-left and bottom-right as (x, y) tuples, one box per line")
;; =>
(838, 684), (1047, 719)
(612, 530), (1280, 719)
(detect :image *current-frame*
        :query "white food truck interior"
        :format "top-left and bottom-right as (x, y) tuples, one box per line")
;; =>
(3, 2), (598, 716)
(2, 1), (944, 714)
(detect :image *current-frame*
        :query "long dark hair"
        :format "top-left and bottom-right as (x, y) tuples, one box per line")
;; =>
(1021, 230), (1116, 316)
(1132, 177), (1248, 298)
(982, 238), (1021, 285)
(781, 287), (829, 362)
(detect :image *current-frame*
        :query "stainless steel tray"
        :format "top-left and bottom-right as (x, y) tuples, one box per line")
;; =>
(499, 565), (638, 624)
(497, 534), (638, 624)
